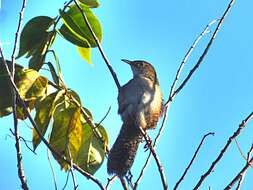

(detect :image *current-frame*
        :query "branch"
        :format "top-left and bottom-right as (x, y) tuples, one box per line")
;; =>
(120, 177), (129, 190)
(193, 111), (253, 190)
(105, 175), (117, 190)
(47, 149), (58, 190)
(164, 19), (218, 107)
(0, 48), (105, 190)
(139, 128), (168, 190)
(73, 0), (121, 90)
(2, 0), (28, 189)
(173, 132), (215, 190)
(225, 144), (253, 190)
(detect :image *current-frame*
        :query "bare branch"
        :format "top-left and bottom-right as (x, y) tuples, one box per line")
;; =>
(164, 19), (218, 107)
(193, 111), (253, 190)
(73, 0), (121, 90)
(120, 177), (129, 190)
(227, 144), (253, 190)
(139, 128), (168, 190)
(47, 149), (58, 190)
(234, 138), (253, 169)
(2, 0), (29, 189)
(67, 146), (78, 190)
(172, 0), (235, 99)
(173, 132), (215, 190)
(105, 175), (117, 190)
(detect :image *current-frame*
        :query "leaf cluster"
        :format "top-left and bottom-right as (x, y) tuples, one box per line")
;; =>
(0, 0), (108, 175)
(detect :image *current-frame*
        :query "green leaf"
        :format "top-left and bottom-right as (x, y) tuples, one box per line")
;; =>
(59, 4), (102, 47)
(17, 16), (54, 58)
(59, 24), (90, 47)
(77, 46), (92, 64)
(33, 92), (59, 150)
(28, 31), (56, 71)
(76, 123), (108, 174)
(50, 106), (84, 170)
(78, 0), (100, 8)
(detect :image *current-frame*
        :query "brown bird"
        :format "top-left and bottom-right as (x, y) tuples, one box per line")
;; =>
(107, 59), (163, 177)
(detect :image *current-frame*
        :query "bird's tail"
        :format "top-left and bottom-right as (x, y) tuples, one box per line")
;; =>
(107, 123), (143, 177)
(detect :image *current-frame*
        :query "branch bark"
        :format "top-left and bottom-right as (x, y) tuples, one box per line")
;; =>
(173, 132), (215, 190)
(193, 111), (253, 190)
(225, 144), (253, 190)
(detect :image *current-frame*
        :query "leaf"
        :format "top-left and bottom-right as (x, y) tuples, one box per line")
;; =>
(59, 24), (90, 48)
(17, 16), (54, 58)
(59, 4), (102, 47)
(28, 31), (56, 71)
(45, 62), (59, 85)
(78, 0), (100, 8)
(0, 59), (48, 118)
(0, 59), (14, 110)
(50, 106), (84, 170)
(76, 123), (108, 174)
(33, 92), (59, 150)
(15, 69), (48, 101)
(0, 107), (12, 118)
(77, 46), (92, 64)
(16, 100), (36, 120)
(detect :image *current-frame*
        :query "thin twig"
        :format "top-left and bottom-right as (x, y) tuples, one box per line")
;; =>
(72, 0), (121, 90)
(0, 48), (105, 190)
(173, 132), (215, 190)
(139, 128), (168, 190)
(164, 19), (219, 107)
(98, 106), (111, 126)
(105, 175), (117, 190)
(62, 172), (70, 190)
(47, 149), (58, 190)
(171, 0), (235, 99)
(193, 111), (253, 190)
(234, 138), (252, 169)
(120, 177), (129, 190)
(67, 146), (78, 190)
(234, 144), (253, 190)
(224, 151), (253, 189)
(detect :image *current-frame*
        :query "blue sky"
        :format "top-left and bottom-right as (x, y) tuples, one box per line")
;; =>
(0, 0), (253, 189)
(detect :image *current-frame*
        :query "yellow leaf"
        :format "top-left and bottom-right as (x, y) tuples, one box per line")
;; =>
(77, 46), (92, 64)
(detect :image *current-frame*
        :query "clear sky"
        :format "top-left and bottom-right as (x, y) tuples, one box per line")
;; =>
(0, 0), (253, 189)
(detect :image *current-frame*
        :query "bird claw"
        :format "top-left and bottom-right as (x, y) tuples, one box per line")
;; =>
(144, 138), (152, 152)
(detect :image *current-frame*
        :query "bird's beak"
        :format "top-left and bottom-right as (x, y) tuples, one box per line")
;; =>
(121, 59), (132, 65)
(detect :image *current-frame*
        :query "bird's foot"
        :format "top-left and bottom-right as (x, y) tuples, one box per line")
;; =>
(144, 138), (153, 152)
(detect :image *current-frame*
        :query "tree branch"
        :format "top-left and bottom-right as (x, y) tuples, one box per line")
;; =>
(225, 144), (253, 190)
(173, 132), (215, 190)
(73, 0), (121, 90)
(193, 111), (253, 190)
(171, 0), (235, 99)
(2, 0), (28, 189)
(139, 128), (168, 190)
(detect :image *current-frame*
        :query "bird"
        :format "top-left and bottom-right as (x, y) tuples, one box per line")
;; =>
(107, 59), (163, 177)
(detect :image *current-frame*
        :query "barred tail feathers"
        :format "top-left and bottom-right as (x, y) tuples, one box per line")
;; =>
(107, 123), (142, 177)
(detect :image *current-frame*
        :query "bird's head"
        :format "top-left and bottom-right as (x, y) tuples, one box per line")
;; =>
(121, 59), (157, 82)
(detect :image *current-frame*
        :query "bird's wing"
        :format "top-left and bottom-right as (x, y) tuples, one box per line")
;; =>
(118, 78), (150, 115)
